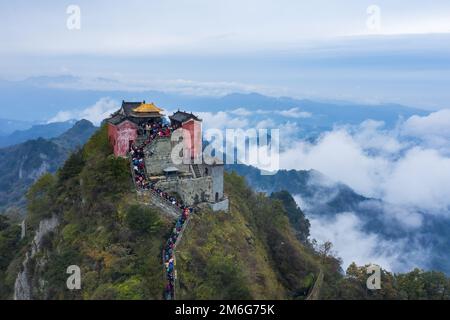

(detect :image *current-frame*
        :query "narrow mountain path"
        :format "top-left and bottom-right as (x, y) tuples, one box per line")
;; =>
(129, 125), (194, 300)
(162, 208), (191, 300)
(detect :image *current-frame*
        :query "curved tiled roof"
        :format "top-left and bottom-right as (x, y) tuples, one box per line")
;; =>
(169, 110), (201, 123)
(133, 102), (163, 113)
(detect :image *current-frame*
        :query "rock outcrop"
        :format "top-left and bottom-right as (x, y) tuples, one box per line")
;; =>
(14, 215), (59, 300)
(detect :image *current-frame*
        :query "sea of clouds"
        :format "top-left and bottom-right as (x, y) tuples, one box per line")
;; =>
(282, 109), (450, 272)
(279, 111), (450, 214)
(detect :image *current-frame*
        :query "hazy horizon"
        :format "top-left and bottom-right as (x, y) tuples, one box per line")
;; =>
(2, 1), (450, 111)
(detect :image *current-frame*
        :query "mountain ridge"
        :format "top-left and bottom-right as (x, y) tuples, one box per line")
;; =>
(0, 120), (97, 215)
(0, 120), (77, 148)
(1, 125), (449, 300)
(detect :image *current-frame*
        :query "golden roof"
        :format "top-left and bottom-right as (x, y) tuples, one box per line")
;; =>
(133, 102), (163, 113)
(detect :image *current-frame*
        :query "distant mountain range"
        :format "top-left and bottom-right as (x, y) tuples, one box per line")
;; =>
(0, 76), (429, 131)
(0, 118), (34, 137)
(0, 120), (97, 215)
(225, 164), (369, 215)
(0, 120), (76, 148)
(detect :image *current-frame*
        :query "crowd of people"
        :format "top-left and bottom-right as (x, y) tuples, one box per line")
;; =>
(129, 119), (193, 300)
(130, 147), (147, 189)
(130, 121), (172, 189)
(139, 121), (176, 145)
(163, 206), (191, 300)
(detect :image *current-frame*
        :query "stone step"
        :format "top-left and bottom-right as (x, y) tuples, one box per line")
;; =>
(192, 164), (201, 178)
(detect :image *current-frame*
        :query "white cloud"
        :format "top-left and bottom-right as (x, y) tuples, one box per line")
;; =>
(155, 79), (268, 97)
(48, 97), (119, 126)
(277, 121), (302, 147)
(402, 108), (450, 151)
(33, 75), (274, 98)
(403, 109), (450, 137)
(280, 129), (390, 198)
(230, 108), (252, 116)
(354, 120), (405, 155)
(253, 108), (312, 119)
(255, 119), (276, 129)
(277, 107), (312, 119)
(382, 147), (450, 211)
(196, 109), (308, 132)
(359, 200), (424, 230)
(309, 212), (430, 272)
(197, 111), (249, 130)
(79, 98), (120, 125)
(47, 110), (76, 124)
(278, 109), (450, 216)
(281, 110), (450, 272)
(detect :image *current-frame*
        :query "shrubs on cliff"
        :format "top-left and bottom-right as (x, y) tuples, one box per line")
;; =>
(26, 173), (57, 228)
(58, 150), (85, 182)
(125, 205), (162, 236)
(78, 126), (131, 207)
(79, 155), (130, 207)
(327, 263), (450, 300)
(0, 215), (22, 299)
(82, 124), (112, 159)
(270, 191), (310, 244)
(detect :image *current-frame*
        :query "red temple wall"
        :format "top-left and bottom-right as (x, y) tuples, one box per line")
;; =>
(182, 119), (202, 160)
(108, 121), (138, 157)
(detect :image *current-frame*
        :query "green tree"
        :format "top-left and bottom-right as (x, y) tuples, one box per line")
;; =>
(270, 191), (310, 244)
(125, 205), (161, 236)
(58, 149), (85, 181)
(0, 216), (21, 299)
(26, 173), (56, 227)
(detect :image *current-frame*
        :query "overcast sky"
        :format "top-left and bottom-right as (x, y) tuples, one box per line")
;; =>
(1, 0), (450, 109)
(2, 0), (450, 54)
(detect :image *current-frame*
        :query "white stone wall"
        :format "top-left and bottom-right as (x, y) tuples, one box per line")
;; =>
(156, 176), (214, 206)
(146, 137), (228, 211)
(210, 165), (225, 201)
(145, 138), (190, 176)
(209, 198), (229, 212)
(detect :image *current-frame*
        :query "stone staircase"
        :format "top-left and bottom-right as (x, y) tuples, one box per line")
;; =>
(135, 134), (148, 146)
(191, 164), (201, 178)
(137, 190), (180, 218)
(163, 213), (191, 300)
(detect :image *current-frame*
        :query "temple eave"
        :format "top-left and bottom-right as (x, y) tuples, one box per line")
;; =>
(130, 112), (164, 118)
